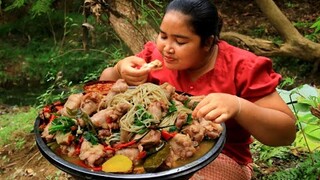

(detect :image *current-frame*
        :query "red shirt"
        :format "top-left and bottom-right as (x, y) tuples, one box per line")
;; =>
(136, 41), (281, 165)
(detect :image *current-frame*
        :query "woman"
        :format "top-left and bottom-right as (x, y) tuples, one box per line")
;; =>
(99, 0), (296, 179)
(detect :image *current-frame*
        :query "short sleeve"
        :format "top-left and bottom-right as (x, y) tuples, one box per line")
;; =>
(135, 41), (162, 63)
(236, 56), (281, 102)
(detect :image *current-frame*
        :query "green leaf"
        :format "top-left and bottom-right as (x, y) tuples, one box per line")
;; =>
(83, 131), (99, 145)
(49, 116), (76, 134)
(310, 18), (320, 33)
(166, 101), (177, 116)
(294, 126), (320, 152)
(304, 125), (320, 141)
(186, 114), (193, 125)
(4, 0), (27, 11)
(168, 126), (177, 132)
(297, 113), (319, 124)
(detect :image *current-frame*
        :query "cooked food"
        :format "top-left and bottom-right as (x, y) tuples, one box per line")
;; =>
(84, 81), (115, 95)
(38, 79), (223, 174)
(141, 59), (163, 70)
(102, 154), (133, 173)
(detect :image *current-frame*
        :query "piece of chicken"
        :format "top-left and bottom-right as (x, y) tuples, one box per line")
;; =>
(165, 133), (196, 168)
(91, 102), (131, 129)
(79, 139), (106, 167)
(182, 120), (206, 143)
(141, 59), (163, 70)
(59, 93), (83, 117)
(80, 92), (103, 116)
(41, 121), (55, 142)
(98, 79), (129, 110)
(199, 118), (223, 139)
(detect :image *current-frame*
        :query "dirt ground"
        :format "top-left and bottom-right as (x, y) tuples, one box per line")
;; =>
(0, 1), (320, 180)
(0, 134), (73, 180)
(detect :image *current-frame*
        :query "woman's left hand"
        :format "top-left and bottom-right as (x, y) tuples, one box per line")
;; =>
(192, 93), (241, 123)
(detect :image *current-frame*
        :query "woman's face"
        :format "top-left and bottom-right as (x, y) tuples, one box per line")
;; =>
(156, 11), (210, 71)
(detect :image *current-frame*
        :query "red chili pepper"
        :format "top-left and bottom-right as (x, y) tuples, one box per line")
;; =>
(77, 160), (102, 171)
(49, 114), (56, 122)
(75, 146), (81, 155)
(75, 137), (84, 155)
(79, 136), (84, 143)
(55, 105), (63, 111)
(104, 146), (115, 153)
(161, 130), (177, 141)
(43, 106), (51, 113)
(91, 166), (102, 171)
(136, 151), (147, 160)
(113, 140), (136, 149)
(53, 101), (62, 106)
(106, 117), (112, 123)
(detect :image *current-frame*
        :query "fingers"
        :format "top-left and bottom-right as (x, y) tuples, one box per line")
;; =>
(192, 93), (238, 123)
(192, 99), (214, 118)
(118, 56), (150, 85)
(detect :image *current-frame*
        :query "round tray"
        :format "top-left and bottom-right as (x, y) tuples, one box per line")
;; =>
(34, 117), (226, 180)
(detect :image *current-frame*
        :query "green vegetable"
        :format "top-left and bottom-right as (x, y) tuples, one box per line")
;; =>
(49, 116), (76, 134)
(134, 105), (154, 134)
(166, 100), (177, 116)
(168, 126), (178, 132)
(190, 101), (199, 110)
(83, 131), (99, 145)
(143, 142), (170, 172)
(182, 98), (191, 107)
(134, 105), (153, 123)
(186, 114), (193, 125)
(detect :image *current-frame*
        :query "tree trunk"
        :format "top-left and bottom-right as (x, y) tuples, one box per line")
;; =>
(221, 0), (320, 71)
(107, 0), (158, 54)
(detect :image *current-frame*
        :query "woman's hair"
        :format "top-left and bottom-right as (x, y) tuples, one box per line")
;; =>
(165, 0), (223, 46)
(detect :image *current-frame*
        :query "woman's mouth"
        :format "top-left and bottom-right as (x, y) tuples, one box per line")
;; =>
(163, 55), (175, 63)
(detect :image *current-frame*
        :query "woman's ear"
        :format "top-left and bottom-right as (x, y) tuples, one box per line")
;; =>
(204, 35), (215, 51)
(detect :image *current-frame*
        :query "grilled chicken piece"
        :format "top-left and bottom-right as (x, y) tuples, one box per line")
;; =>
(147, 101), (164, 121)
(116, 148), (140, 165)
(165, 133), (196, 168)
(137, 130), (161, 149)
(41, 121), (55, 142)
(80, 92), (103, 115)
(182, 120), (206, 143)
(60, 144), (77, 157)
(141, 59), (163, 70)
(99, 79), (129, 110)
(59, 93), (83, 117)
(199, 118), (223, 139)
(91, 102), (131, 129)
(160, 83), (176, 100)
(79, 139), (106, 167)
(55, 131), (74, 145)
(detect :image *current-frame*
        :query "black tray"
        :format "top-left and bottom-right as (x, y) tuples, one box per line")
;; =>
(34, 117), (226, 180)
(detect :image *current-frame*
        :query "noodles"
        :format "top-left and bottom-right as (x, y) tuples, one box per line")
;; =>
(106, 83), (172, 133)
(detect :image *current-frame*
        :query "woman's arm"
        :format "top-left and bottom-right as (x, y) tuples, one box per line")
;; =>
(236, 91), (296, 146)
(99, 64), (121, 81)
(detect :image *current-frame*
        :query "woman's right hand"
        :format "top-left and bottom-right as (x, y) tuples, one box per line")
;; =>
(116, 56), (150, 86)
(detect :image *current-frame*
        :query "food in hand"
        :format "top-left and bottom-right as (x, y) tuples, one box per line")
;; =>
(141, 59), (163, 70)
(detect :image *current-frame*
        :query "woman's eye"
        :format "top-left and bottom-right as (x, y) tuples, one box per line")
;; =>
(160, 36), (167, 40)
(176, 41), (186, 45)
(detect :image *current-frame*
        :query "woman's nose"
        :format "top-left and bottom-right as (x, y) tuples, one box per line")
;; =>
(164, 45), (174, 54)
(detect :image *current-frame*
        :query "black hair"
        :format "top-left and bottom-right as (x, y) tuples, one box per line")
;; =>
(165, 0), (223, 46)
